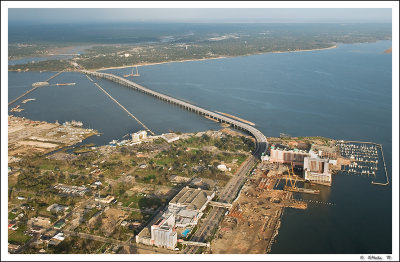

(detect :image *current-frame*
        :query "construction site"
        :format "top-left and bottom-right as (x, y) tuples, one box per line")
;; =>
(210, 160), (307, 254)
(209, 134), (389, 254)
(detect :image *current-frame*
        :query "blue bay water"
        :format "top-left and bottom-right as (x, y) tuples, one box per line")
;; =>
(8, 55), (74, 66)
(8, 40), (392, 253)
(8, 45), (89, 65)
(8, 72), (221, 146)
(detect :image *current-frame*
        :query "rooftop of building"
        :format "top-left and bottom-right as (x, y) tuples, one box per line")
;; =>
(305, 156), (330, 162)
(161, 133), (180, 142)
(270, 144), (309, 154)
(169, 187), (214, 211)
(137, 227), (150, 238)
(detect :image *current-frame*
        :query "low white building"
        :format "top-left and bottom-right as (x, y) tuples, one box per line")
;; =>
(161, 133), (180, 143)
(217, 164), (231, 172)
(261, 154), (270, 162)
(217, 164), (227, 171)
(132, 130), (147, 143)
(46, 204), (68, 213)
(52, 232), (65, 241)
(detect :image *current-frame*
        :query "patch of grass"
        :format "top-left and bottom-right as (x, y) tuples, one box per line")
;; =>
(8, 212), (17, 220)
(128, 211), (144, 221)
(83, 208), (99, 221)
(8, 230), (31, 245)
(155, 157), (173, 166)
(39, 163), (56, 170)
(236, 154), (248, 165)
(138, 197), (161, 209)
(143, 174), (156, 183)
(120, 194), (141, 208)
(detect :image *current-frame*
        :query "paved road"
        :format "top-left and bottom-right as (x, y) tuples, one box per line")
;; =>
(183, 154), (259, 254)
(80, 70), (268, 254)
(63, 230), (172, 254)
(182, 137), (266, 253)
(81, 70), (268, 152)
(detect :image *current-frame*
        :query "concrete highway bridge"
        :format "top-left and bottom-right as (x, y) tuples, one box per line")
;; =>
(81, 69), (269, 254)
(81, 70), (268, 157)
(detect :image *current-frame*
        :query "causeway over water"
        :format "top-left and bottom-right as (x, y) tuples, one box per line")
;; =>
(81, 70), (268, 157)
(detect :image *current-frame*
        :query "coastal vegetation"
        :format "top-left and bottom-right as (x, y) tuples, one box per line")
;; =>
(8, 22), (391, 71)
(8, 125), (253, 251)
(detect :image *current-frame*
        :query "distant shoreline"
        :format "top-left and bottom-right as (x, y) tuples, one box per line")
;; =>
(8, 44), (338, 72)
(95, 44), (338, 71)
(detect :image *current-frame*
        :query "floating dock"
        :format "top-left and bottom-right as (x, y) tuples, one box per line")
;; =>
(56, 83), (76, 86)
(337, 141), (389, 186)
(21, 98), (36, 104)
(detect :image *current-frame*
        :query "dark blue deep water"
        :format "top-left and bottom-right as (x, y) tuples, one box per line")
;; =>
(8, 40), (392, 254)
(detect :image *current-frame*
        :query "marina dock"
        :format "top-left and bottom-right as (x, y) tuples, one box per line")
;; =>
(337, 141), (389, 186)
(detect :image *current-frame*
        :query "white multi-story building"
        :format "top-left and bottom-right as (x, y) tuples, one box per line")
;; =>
(269, 145), (309, 167)
(137, 187), (215, 250)
(150, 214), (177, 250)
(304, 157), (332, 186)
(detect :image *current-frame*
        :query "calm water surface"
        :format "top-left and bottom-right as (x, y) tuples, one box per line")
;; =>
(8, 40), (392, 253)
(8, 45), (90, 65)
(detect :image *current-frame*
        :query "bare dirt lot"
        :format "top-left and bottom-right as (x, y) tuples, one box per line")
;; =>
(100, 208), (128, 236)
(8, 115), (97, 157)
(211, 162), (307, 254)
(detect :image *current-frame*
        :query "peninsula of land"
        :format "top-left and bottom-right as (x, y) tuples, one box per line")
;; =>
(8, 115), (359, 254)
(8, 22), (391, 72)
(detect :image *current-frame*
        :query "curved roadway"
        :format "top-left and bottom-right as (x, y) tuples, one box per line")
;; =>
(81, 70), (267, 157)
(81, 70), (268, 253)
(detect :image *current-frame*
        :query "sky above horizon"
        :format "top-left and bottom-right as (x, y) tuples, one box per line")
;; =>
(8, 8), (392, 24)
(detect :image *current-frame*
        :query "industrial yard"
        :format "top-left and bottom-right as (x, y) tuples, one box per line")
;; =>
(8, 115), (97, 158)
(210, 160), (306, 254)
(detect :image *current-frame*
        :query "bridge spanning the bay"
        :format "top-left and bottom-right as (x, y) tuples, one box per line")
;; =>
(81, 70), (268, 157)
(80, 69), (268, 254)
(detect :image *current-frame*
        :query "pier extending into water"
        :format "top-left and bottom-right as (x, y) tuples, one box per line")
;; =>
(8, 71), (63, 106)
(45, 71), (63, 82)
(372, 144), (389, 186)
(91, 80), (155, 136)
(81, 70), (268, 157)
(9, 85), (42, 106)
